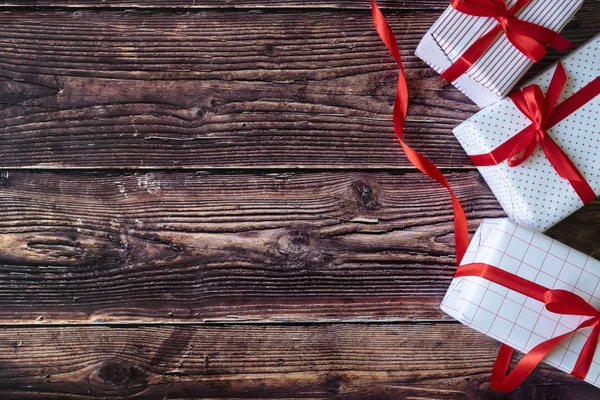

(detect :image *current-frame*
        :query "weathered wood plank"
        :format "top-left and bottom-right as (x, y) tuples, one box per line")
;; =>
(0, 0), (449, 9)
(0, 7), (597, 169)
(0, 324), (596, 399)
(0, 170), (505, 323)
(1, 170), (598, 324)
(0, 9), (470, 169)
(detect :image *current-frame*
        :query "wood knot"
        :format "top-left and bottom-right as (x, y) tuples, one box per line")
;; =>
(210, 98), (223, 107)
(350, 181), (378, 210)
(286, 230), (310, 251)
(136, 173), (161, 195)
(0, 171), (9, 186)
(296, 85), (307, 100)
(193, 107), (205, 119)
(264, 44), (275, 55)
(98, 360), (131, 386)
(276, 230), (334, 272)
(324, 374), (347, 395)
(97, 360), (145, 388)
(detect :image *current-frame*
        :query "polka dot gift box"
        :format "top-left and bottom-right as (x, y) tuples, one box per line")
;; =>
(453, 34), (600, 233)
(415, 0), (583, 107)
(442, 218), (600, 391)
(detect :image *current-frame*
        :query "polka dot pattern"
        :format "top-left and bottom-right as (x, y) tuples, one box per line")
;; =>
(454, 35), (600, 232)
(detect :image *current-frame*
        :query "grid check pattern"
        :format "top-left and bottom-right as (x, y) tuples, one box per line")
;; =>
(441, 219), (600, 386)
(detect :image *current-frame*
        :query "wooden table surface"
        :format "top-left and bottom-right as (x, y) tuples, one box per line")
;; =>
(1, 0), (599, 398)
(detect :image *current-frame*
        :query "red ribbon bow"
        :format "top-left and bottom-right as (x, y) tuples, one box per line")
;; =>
(372, 0), (599, 392)
(470, 62), (599, 205)
(442, 0), (574, 83)
(456, 263), (600, 392)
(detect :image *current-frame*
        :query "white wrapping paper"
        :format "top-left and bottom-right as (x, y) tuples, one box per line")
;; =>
(416, 0), (583, 107)
(453, 34), (600, 233)
(442, 218), (600, 387)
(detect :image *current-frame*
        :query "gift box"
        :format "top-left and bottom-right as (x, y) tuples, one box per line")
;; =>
(453, 34), (600, 233)
(442, 218), (600, 389)
(415, 0), (583, 107)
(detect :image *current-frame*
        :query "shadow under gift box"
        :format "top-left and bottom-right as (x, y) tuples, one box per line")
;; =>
(416, 0), (583, 108)
(442, 218), (600, 388)
(452, 34), (600, 233)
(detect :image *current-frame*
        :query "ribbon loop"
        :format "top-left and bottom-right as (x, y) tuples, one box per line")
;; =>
(442, 0), (573, 82)
(451, 0), (511, 19)
(544, 289), (600, 317)
(506, 126), (540, 167)
(457, 263), (600, 392)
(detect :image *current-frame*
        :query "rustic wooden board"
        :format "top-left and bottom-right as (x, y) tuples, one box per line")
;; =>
(0, 7), (598, 169)
(0, 170), (506, 323)
(0, 170), (597, 324)
(0, 0), (450, 9)
(0, 324), (595, 399)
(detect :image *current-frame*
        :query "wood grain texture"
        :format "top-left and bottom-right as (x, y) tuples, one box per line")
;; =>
(0, 324), (596, 399)
(0, 0), (450, 9)
(0, 170), (505, 323)
(0, 6), (598, 169)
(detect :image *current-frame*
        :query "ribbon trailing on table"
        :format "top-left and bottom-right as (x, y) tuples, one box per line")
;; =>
(441, 0), (574, 83)
(469, 61), (600, 204)
(455, 263), (600, 392)
(371, 0), (598, 392)
(371, 0), (469, 263)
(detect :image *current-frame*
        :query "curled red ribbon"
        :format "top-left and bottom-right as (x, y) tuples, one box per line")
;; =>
(372, 0), (599, 392)
(470, 62), (600, 205)
(455, 263), (600, 392)
(442, 0), (574, 82)
(371, 0), (469, 263)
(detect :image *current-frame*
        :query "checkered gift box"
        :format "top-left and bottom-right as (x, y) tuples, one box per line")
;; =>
(442, 218), (600, 387)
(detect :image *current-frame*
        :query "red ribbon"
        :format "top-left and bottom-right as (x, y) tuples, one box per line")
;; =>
(470, 62), (599, 205)
(455, 263), (600, 392)
(372, 0), (599, 392)
(442, 0), (574, 83)
(371, 0), (469, 263)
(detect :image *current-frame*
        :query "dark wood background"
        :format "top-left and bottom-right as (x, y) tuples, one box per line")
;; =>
(0, 0), (599, 398)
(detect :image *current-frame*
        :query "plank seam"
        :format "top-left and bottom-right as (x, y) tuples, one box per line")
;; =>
(0, 320), (462, 328)
(0, 167), (480, 172)
(0, 5), (447, 12)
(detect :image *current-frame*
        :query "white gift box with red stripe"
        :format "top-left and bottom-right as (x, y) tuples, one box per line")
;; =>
(442, 218), (600, 387)
(415, 0), (583, 107)
(452, 34), (600, 233)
